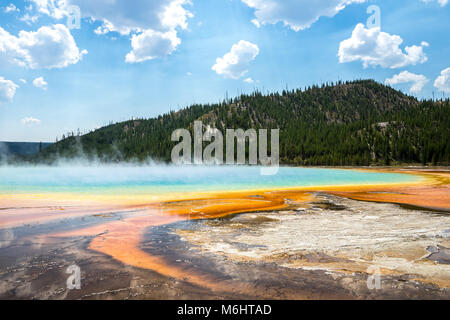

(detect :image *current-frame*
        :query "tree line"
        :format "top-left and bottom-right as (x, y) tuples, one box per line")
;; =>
(29, 80), (450, 166)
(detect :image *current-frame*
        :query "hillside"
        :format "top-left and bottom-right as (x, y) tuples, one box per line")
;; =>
(0, 142), (52, 157)
(32, 80), (450, 166)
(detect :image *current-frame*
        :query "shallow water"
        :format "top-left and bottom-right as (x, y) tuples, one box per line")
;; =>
(0, 166), (448, 298)
(0, 166), (420, 195)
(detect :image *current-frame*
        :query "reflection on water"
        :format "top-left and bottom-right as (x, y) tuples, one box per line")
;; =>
(0, 229), (14, 248)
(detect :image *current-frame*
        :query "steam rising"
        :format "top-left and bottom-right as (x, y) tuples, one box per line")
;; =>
(0, 142), (9, 166)
(0, 165), (419, 196)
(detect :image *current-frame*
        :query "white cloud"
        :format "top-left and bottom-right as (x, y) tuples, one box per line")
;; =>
(212, 40), (259, 79)
(0, 77), (19, 104)
(0, 24), (87, 69)
(385, 71), (429, 93)
(58, 0), (193, 34)
(20, 13), (39, 24)
(31, 0), (193, 62)
(19, 78), (27, 84)
(21, 117), (41, 125)
(338, 23), (428, 69)
(420, 0), (448, 7)
(33, 77), (48, 90)
(251, 19), (261, 28)
(4, 3), (19, 13)
(30, 0), (69, 20)
(125, 30), (181, 63)
(434, 67), (450, 93)
(242, 0), (366, 31)
(244, 77), (255, 83)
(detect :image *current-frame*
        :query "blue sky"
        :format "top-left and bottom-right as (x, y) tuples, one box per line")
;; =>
(0, 0), (449, 142)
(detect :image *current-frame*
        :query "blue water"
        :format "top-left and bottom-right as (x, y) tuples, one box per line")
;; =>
(0, 166), (421, 195)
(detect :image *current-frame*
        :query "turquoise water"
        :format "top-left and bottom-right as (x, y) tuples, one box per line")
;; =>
(0, 166), (421, 195)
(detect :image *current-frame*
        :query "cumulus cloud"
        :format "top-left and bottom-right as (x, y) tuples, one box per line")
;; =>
(4, 3), (19, 13)
(31, 0), (193, 62)
(21, 117), (41, 125)
(434, 67), (450, 93)
(212, 40), (259, 79)
(19, 78), (27, 84)
(242, 0), (366, 31)
(126, 30), (181, 63)
(33, 77), (48, 90)
(385, 71), (429, 93)
(0, 24), (87, 69)
(46, 0), (193, 34)
(338, 23), (428, 69)
(29, 0), (73, 19)
(244, 77), (255, 83)
(421, 0), (448, 7)
(0, 77), (19, 104)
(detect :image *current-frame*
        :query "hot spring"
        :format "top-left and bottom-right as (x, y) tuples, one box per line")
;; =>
(0, 166), (421, 197)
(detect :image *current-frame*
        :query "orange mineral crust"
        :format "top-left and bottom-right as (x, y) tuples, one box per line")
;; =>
(325, 170), (450, 211)
(2, 169), (449, 295)
(49, 192), (305, 293)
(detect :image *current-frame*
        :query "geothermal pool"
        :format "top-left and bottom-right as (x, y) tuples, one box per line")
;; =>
(0, 166), (421, 196)
(0, 166), (449, 299)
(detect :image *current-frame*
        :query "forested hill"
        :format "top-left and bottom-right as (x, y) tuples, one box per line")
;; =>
(32, 80), (450, 166)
